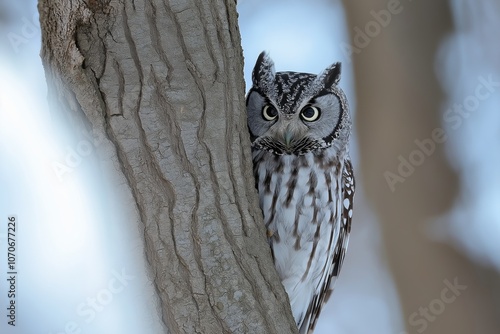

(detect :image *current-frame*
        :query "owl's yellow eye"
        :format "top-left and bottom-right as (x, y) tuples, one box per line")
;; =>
(300, 106), (321, 122)
(262, 105), (278, 121)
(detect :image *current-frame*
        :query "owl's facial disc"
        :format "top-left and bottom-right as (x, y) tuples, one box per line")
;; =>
(246, 53), (347, 154)
(247, 100), (322, 155)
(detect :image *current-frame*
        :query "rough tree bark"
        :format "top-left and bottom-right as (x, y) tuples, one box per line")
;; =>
(38, 1), (298, 333)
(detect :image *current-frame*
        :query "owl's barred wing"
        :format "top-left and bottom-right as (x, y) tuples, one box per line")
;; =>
(300, 159), (355, 334)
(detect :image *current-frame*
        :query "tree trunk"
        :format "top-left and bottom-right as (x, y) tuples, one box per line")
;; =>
(38, 1), (298, 333)
(342, 0), (500, 333)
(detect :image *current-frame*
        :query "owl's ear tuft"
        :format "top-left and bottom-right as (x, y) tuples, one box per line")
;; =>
(320, 62), (341, 88)
(252, 51), (276, 87)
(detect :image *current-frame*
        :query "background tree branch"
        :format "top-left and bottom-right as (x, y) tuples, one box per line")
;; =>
(342, 0), (500, 332)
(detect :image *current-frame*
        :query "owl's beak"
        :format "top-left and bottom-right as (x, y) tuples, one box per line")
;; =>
(282, 123), (303, 150)
(272, 122), (303, 152)
(283, 126), (294, 147)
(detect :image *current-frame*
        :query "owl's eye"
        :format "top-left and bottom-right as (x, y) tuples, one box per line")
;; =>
(300, 106), (321, 122)
(262, 105), (278, 121)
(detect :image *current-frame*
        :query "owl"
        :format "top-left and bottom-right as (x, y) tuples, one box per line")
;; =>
(246, 52), (354, 334)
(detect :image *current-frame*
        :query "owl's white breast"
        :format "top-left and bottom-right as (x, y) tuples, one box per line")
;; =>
(253, 148), (344, 326)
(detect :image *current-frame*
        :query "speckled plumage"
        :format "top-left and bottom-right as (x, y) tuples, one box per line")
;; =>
(246, 52), (355, 334)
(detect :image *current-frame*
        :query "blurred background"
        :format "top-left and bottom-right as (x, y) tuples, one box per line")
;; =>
(1, 0), (499, 333)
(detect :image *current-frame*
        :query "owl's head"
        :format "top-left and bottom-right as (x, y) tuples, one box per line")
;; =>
(246, 52), (351, 155)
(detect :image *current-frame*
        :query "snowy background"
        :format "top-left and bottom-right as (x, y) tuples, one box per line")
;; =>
(0, 0), (499, 333)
